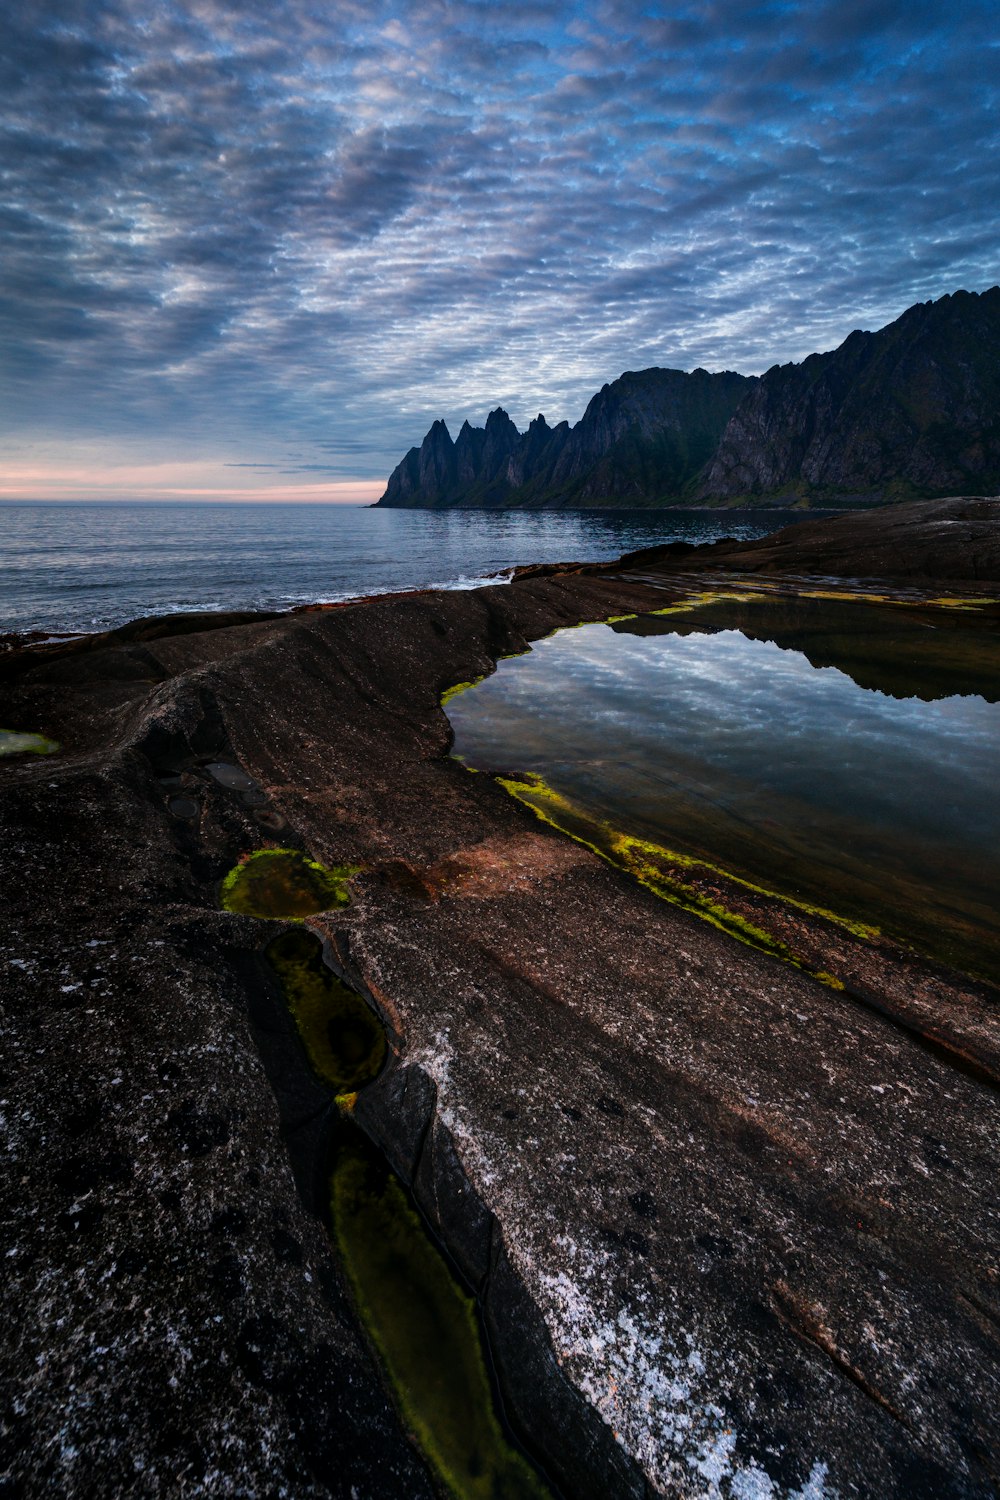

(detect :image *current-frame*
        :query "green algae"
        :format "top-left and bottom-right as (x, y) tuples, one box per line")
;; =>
(496, 771), (870, 990)
(442, 675), (487, 706)
(220, 847), (356, 919)
(924, 594), (998, 610)
(266, 929), (387, 1093)
(329, 1127), (551, 1500)
(799, 588), (996, 612)
(647, 589), (771, 616)
(258, 902), (549, 1497)
(0, 728), (60, 757)
(615, 829), (877, 939)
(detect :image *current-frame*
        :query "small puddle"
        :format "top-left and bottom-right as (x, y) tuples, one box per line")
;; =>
(266, 929), (387, 1093)
(0, 728), (60, 757)
(328, 1123), (550, 1500)
(446, 593), (1000, 984)
(168, 794), (200, 820)
(205, 760), (259, 791)
(221, 847), (354, 919)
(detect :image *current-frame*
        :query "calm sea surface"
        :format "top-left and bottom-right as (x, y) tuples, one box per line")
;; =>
(0, 501), (809, 636)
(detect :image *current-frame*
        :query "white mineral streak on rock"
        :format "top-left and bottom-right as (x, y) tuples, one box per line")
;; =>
(409, 1032), (454, 1094)
(413, 1059), (837, 1496)
(530, 1256), (835, 1500)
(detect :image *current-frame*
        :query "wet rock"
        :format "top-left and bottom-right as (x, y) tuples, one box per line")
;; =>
(205, 760), (259, 792)
(619, 494), (1000, 586)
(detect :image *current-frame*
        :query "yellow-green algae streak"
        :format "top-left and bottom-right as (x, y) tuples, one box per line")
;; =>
(266, 929), (387, 1093)
(0, 728), (60, 757)
(329, 1131), (550, 1500)
(220, 847), (356, 919)
(441, 675), (487, 707)
(498, 771), (853, 990)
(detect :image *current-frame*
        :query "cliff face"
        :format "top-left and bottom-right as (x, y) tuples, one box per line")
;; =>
(377, 287), (1000, 509)
(541, 366), (752, 505)
(698, 287), (1000, 503)
(378, 368), (751, 508)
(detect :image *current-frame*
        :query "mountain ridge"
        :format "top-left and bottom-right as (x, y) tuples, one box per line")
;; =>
(377, 287), (1000, 509)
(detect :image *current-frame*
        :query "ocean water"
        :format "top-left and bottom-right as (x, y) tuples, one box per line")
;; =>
(0, 501), (809, 637)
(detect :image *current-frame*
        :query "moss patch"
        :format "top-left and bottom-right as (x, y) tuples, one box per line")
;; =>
(220, 847), (356, 919)
(266, 929), (386, 1094)
(329, 1127), (550, 1500)
(0, 728), (60, 758)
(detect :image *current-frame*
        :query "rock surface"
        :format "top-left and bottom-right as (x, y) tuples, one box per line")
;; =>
(378, 288), (1000, 510)
(615, 495), (1000, 587)
(2, 502), (999, 1497)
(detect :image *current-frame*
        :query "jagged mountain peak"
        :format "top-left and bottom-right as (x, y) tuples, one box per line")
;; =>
(484, 406), (518, 429)
(378, 289), (1000, 509)
(697, 285), (1000, 503)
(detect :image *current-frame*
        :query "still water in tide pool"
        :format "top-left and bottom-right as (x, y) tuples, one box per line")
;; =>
(447, 595), (1000, 982)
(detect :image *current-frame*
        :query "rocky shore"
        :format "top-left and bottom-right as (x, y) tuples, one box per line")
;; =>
(2, 497), (998, 1498)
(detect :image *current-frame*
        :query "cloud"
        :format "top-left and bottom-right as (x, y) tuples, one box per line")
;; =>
(0, 0), (996, 495)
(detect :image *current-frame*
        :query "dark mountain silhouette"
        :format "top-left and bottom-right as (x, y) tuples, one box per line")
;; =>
(377, 287), (1000, 509)
(379, 368), (751, 508)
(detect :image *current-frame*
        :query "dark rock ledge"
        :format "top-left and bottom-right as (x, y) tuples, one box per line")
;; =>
(1, 498), (998, 1498)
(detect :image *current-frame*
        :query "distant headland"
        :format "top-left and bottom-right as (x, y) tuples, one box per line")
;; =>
(378, 286), (1000, 511)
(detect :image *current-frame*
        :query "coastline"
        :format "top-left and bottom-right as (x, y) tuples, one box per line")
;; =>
(2, 497), (999, 1498)
(0, 503), (834, 644)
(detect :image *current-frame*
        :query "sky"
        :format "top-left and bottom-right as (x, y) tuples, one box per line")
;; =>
(1, 0), (997, 502)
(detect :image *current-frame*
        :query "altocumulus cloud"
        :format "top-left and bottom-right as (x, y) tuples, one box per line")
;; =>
(1, 0), (997, 491)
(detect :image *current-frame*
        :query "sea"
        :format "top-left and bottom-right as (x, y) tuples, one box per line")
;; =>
(0, 501), (813, 638)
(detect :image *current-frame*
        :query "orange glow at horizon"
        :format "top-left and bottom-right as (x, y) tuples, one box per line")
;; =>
(0, 458), (386, 503)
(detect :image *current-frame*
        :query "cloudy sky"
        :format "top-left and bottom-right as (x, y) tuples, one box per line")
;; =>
(2, 0), (997, 500)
